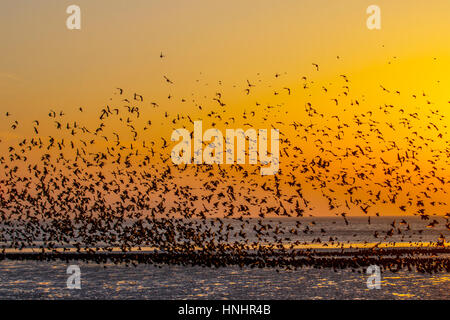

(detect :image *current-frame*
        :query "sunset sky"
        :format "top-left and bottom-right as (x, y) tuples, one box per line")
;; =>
(1, 1), (449, 217)
(1, 0), (449, 119)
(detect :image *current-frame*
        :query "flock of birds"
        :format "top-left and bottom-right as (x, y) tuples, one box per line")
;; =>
(0, 55), (449, 273)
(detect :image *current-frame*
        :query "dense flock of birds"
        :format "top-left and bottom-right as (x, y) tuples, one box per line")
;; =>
(0, 56), (449, 273)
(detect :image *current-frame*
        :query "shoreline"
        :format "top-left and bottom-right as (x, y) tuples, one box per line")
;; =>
(1, 247), (449, 273)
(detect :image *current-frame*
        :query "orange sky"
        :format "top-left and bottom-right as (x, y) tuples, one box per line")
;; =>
(1, 0), (449, 118)
(0, 0), (449, 217)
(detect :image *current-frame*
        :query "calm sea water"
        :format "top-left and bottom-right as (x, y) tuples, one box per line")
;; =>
(0, 260), (448, 300)
(0, 216), (448, 299)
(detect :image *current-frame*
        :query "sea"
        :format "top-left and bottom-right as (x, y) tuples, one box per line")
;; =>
(0, 261), (448, 300)
(0, 217), (448, 300)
